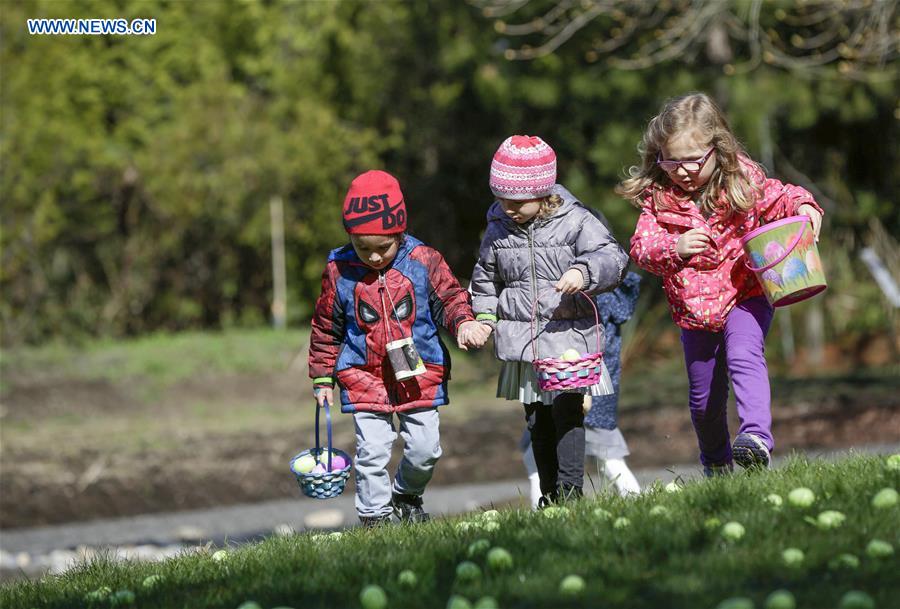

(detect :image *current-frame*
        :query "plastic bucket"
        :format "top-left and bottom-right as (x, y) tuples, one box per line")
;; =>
(741, 215), (826, 307)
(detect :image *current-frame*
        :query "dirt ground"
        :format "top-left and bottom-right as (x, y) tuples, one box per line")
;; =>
(2, 365), (899, 530)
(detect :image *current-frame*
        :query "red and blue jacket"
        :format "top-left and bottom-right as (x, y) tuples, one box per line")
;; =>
(308, 235), (475, 413)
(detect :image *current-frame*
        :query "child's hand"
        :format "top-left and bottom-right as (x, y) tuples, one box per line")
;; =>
(797, 204), (822, 241)
(457, 320), (492, 350)
(313, 386), (333, 408)
(555, 268), (585, 294)
(676, 228), (712, 259)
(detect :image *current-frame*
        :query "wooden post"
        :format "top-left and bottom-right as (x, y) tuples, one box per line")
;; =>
(270, 196), (287, 330)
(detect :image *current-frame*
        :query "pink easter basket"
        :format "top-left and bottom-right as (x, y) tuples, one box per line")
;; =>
(530, 289), (604, 392)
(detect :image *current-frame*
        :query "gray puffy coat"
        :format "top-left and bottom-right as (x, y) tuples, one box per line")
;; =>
(471, 185), (629, 362)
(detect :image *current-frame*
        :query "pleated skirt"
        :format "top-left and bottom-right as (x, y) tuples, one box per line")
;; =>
(497, 360), (614, 404)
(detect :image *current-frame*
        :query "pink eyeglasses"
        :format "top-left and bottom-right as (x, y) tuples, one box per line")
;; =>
(656, 147), (715, 174)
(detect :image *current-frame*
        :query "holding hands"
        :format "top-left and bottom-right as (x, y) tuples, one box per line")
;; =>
(457, 320), (492, 351)
(676, 228), (713, 259)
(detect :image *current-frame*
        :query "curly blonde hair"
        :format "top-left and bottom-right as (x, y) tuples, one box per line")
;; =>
(536, 194), (563, 219)
(616, 92), (763, 216)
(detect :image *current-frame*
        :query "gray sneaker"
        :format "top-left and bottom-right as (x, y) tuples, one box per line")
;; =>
(359, 514), (392, 528)
(732, 433), (770, 470)
(391, 492), (430, 523)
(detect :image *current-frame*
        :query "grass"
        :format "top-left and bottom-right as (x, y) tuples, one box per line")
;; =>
(3, 454), (898, 609)
(0, 327), (308, 395)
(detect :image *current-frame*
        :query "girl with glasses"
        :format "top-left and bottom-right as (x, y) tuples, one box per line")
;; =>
(616, 92), (823, 476)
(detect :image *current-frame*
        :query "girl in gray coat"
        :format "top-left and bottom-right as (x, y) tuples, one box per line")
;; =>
(471, 135), (629, 504)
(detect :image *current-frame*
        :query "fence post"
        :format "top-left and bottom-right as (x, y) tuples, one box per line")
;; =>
(270, 196), (287, 330)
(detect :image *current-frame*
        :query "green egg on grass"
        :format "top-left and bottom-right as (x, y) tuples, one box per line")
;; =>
(613, 517), (631, 529)
(787, 487), (815, 508)
(721, 521), (746, 541)
(456, 561), (482, 582)
(871, 487), (898, 509)
(816, 510), (846, 529)
(764, 494), (783, 509)
(559, 574), (586, 597)
(473, 597), (499, 609)
(764, 590), (796, 609)
(865, 539), (894, 558)
(446, 595), (473, 609)
(486, 547), (513, 571)
(839, 591), (875, 609)
(782, 547), (804, 567)
(398, 569), (418, 587)
(468, 539), (491, 558)
(359, 585), (388, 609)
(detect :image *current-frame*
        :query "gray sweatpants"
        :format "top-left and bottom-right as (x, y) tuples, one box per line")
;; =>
(353, 408), (442, 518)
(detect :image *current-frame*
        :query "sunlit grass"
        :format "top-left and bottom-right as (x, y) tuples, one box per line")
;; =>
(2, 455), (898, 609)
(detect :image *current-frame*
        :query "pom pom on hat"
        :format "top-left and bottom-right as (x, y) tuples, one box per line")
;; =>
(489, 135), (557, 200)
(342, 170), (407, 235)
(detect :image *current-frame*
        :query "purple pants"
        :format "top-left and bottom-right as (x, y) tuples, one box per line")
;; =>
(680, 297), (775, 467)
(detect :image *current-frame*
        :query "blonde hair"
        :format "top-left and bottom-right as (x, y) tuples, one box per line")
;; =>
(537, 193), (563, 219)
(616, 92), (763, 216)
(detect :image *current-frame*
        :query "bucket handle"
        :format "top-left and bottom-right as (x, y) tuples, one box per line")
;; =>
(745, 216), (808, 273)
(529, 288), (601, 361)
(315, 398), (334, 471)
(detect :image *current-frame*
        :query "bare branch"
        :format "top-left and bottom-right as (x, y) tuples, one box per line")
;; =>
(473, 0), (899, 79)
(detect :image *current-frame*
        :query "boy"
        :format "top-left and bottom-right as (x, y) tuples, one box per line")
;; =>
(308, 170), (489, 525)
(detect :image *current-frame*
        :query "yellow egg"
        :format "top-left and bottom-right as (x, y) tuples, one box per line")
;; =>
(561, 349), (581, 361)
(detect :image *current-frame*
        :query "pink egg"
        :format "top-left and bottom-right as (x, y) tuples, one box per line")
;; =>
(764, 241), (786, 261)
(311, 463), (327, 474)
(329, 455), (348, 471)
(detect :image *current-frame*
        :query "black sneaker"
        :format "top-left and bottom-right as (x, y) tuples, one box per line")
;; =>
(359, 515), (392, 528)
(391, 492), (430, 523)
(556, 483), (583, 503)
(732, 433), (770, 470)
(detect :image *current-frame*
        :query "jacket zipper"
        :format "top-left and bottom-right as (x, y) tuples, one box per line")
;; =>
(378, 272), (399, 407)
(378, 272), (392, 341)
(528, 222), (540, 359)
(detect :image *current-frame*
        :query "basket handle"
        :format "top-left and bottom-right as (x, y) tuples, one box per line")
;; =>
(745, 216), (808, 273)
(315, 398), (333, 471)
(529, 288), (601, 360)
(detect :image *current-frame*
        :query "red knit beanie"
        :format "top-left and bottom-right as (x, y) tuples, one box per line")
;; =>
(342, 170), (407, 235)
(489, 135), (557, 200)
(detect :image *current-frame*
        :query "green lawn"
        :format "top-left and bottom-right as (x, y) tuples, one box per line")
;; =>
(3, 455), (898, 609)
(0, 328), (309, 395)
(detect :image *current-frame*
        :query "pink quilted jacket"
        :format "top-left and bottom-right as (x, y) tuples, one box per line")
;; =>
(630, 157), (823, 332)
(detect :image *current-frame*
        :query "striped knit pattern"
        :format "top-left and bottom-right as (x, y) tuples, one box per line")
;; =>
(489, 135), (557, 200)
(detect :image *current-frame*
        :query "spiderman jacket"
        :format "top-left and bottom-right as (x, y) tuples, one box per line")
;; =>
(309, 235), (475, 413)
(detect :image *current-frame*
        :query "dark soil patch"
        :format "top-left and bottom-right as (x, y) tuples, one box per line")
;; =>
(2, 372), (898, 529)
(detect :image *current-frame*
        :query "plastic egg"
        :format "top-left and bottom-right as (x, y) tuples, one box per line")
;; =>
(311, 463), (327, 475)
(329, 455), (348, 471)
(291, 454), (317, 474)
(560, 349), (581, 361)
